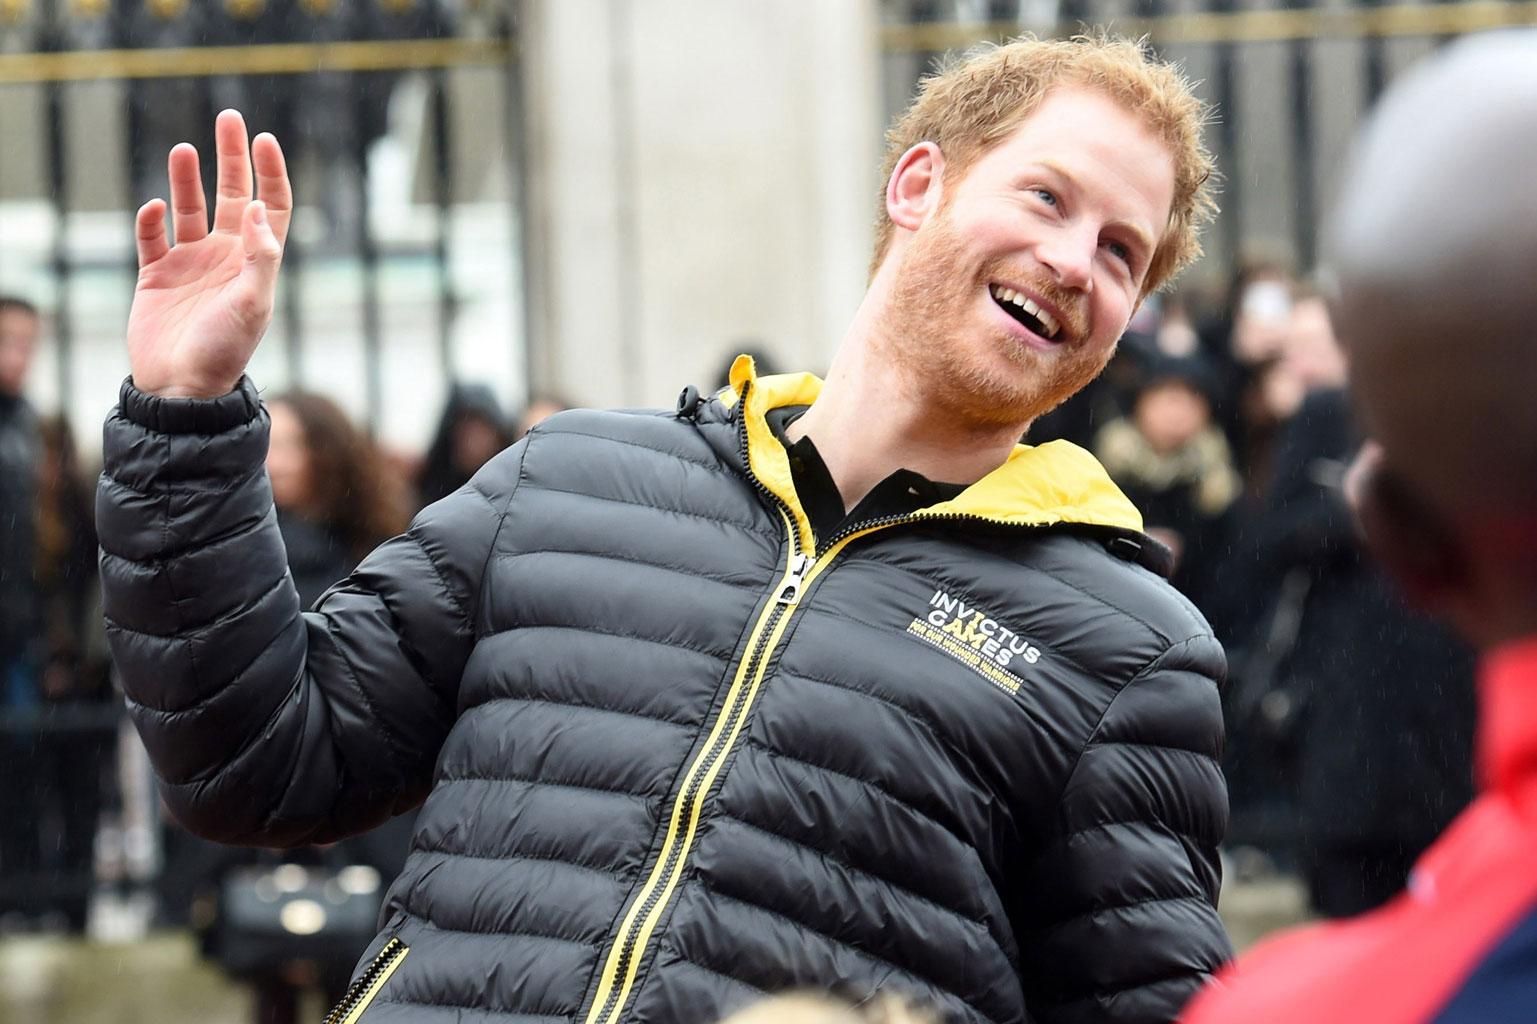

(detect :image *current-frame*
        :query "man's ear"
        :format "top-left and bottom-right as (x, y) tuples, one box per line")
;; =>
(886, 142), (946, 235)
(1353, 454), (1469, 613)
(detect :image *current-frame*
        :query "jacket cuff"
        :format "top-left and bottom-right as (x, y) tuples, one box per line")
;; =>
(117, 375), (261, 435)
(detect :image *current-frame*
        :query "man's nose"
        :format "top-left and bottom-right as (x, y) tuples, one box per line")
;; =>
(1036, 225), (1096, 292)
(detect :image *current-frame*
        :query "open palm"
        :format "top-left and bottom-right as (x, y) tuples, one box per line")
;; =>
(128, 109), (293, 398)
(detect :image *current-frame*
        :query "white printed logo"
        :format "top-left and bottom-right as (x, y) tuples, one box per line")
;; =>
(905, 589), (1042, 695)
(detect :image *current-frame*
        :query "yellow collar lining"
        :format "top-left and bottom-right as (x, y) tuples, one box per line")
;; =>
(723, 353), (1144, 552)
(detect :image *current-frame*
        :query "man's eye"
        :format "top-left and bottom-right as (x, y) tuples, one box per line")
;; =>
(1105, 239), (1132, 265)
(1031, 188), (1058, 207)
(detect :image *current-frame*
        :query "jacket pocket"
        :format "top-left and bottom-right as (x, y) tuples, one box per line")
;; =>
(322, 936), (409, 1024)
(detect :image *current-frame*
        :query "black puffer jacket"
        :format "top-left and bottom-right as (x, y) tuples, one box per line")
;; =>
(98, 360), (1231, 1024)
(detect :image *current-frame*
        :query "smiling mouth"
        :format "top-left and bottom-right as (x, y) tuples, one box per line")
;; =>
(989, 284), (1062, 341)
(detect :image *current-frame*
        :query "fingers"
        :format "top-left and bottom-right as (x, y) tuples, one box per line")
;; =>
(165, 111), (283, 246)
(212, 109), (254, 236)
(235, 199), (284, 325)
(167, 142), (207, 244)
(251, 131), (293, 246)
(135, 199), (169, 269)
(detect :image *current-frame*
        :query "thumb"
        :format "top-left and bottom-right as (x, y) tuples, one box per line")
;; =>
(234, 200), (284, 325)
(240, 200), (283, 279)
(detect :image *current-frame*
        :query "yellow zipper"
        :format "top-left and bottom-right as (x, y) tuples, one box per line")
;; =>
(582, 508), (898, 1024)
(583, 508), (813, 1024)
(323, 937), (409, 1024)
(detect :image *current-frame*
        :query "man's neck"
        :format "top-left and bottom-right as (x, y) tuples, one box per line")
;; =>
(785, 315), (1026, 512)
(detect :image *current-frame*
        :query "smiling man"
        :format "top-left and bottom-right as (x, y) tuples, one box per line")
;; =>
(99, 34), (1227, 1024)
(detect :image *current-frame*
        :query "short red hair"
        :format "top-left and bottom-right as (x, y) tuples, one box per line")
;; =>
(872, 32), (1218, 295)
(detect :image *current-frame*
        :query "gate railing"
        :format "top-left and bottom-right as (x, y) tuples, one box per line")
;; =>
(0, 0), (529, 441)
(879, 0), (1537, 278)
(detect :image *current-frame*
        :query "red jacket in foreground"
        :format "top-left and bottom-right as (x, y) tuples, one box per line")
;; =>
(1183, 638), (1537, 1023)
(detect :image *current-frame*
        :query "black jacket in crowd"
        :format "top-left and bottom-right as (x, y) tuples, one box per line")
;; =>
(1256, 389), (1475, 860)
(97, 359), (1232, 1024)
(0, 391), (40, 667)
(0, 390), (40, 661)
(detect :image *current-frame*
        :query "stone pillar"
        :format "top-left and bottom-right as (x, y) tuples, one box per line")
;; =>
(519, 0), (882, 409)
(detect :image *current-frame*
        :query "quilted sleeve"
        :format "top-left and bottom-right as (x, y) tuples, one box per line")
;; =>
(1020, 631), (1234, 1024)
(97, 376), (522, 846)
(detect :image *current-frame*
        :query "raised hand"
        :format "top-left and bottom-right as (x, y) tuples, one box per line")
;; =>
(127, 109), (292, 398)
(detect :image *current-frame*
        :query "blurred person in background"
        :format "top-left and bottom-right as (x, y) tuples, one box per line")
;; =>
(515, 393), (572, 443)
(1222, 288), (1475, 893)
(31, 415), (114, 934)
(1213, 283), (1301, 682)
(1215, 263), (1293, 367)
(1279, 288), (1347, 397)
(1184, 31), (1537, 1022)
(266, 391), (413, 608)
(1092, 353), (1240, 610)
(1192, 261), (1299, 517)
(1208, 348), (1304, 576)
(414, 382), (516, 508)
(1151, 292), (1203, 359)
(0, 296), (43, 924)
(102, 35), (1232, 1023)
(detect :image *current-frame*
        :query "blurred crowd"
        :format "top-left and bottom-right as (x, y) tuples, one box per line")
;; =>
(0, 261), (1478, 1015)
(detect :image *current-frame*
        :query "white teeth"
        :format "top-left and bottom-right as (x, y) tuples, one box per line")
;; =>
(1031, 303), (1061, 339)
(991, 285), (1061, 339)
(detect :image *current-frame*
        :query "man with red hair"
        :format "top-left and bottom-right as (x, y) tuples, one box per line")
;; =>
(100, 35), (1230, 1024)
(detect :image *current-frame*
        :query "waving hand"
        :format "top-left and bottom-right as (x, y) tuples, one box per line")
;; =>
(127, 109), (291, 398)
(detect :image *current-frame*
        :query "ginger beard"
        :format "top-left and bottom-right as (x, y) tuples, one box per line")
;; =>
(879, 201), (1112, 433)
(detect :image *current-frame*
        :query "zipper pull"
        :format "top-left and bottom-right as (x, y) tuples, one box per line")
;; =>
(776, 553), (812, 605)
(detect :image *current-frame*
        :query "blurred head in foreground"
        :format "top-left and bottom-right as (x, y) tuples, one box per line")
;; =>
(1181, 34), (1537, 1024)
(1330, 30), (1537, 650)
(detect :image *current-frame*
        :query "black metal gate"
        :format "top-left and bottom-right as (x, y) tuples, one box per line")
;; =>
(0, 0), (531, 435)
(0, 0), (531, 931)
(879, 0), (1536, 281)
